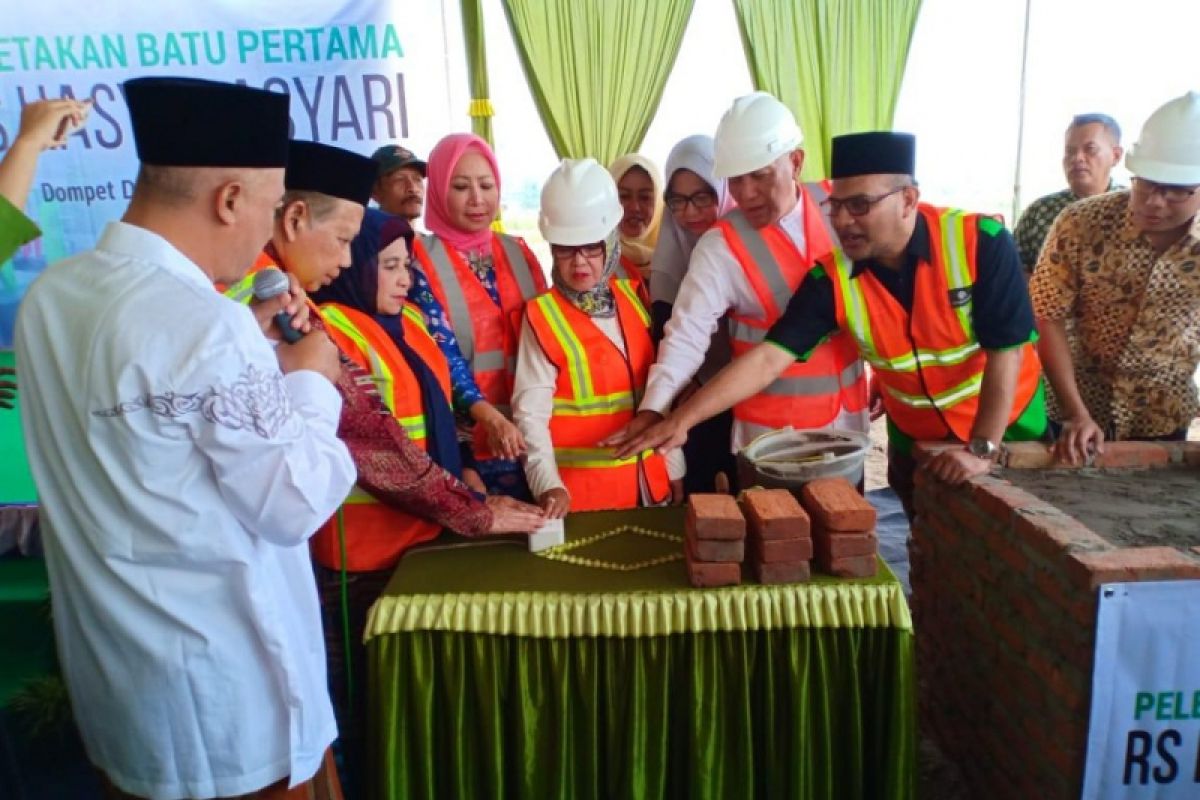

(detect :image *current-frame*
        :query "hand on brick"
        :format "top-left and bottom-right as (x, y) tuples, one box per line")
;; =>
(485, 495), (546, 533)
(1053, 413), (1104, 466)
(538, 487), (571, 519)
(923, 447), (994, 485)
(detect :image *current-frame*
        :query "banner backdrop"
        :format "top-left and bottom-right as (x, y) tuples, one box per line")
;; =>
(0, 0), (459, 345)
(1083, 580), (1200, 799)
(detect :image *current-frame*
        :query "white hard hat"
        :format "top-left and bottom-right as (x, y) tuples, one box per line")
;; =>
(712, 92), (803, 179)
(538, 158), (624, 245)
(1125, 91), (1200, 185)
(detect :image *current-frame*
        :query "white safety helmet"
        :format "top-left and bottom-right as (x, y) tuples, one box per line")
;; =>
(538, 158), (624, 245)
(712, 91), (803, 179)
(1125, 91), (1200, 185)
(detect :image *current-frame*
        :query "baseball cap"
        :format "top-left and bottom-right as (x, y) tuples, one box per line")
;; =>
(371, 145), (427, 178)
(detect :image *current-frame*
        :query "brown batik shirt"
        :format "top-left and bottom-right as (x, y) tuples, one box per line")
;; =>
(1029, 190), (1200, 438)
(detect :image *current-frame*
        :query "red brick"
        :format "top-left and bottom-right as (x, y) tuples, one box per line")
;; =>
(813, 528), (877, 559)
(969, 479), (1042, 523)
(1068, 546), (1200, 589)
(1012, 507), (1111, 560)
(800, 478), (876, 531)
(688, 535), (745, 562)
(751, 559), (811, 584)
(751, 536), (813, 563)
(818, 554), (878, 578)
(739, 488), (810, 541)
(684, 546), (741, 587)
(1091, 441), (1171, 468)
(1002, 442), (1056, 469)
(685, 494), (745, 540)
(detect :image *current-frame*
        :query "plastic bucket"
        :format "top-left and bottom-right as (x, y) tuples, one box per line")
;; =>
(736, 427), (871, 493)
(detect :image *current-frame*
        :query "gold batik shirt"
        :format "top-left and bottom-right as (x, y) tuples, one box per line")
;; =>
(1030, 190), (1200, 438)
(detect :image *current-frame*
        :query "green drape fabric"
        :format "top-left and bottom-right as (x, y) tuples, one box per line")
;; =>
(460, 0), (495, 145)
(366, 508), (916, 799)
(369, 628), (915, 799)
(499, 0), (695, 163)
(732, 0), (923, 181)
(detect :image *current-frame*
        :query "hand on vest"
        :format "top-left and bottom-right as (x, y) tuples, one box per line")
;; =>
(538, 488), (571, 519)
(922, 447), (993, 486)
(607, 411), (686, 461)
(0, 366), (15, 410)
(486, 495), (547, 533)
(1052, 413), (1105, 466)
(598, 409), (663, 455)
(480, 413), (527, 461)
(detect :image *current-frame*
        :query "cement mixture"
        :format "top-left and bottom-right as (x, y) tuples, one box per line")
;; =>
(999, 467), (1200, 549)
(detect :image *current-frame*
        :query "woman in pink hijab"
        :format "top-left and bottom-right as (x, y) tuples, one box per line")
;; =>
(408, 133), (547, 499)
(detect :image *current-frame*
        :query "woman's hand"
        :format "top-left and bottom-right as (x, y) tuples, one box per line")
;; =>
(477, 408), (527, 460)
(538, 488), (570, 519)
(462, 467), (487, 494)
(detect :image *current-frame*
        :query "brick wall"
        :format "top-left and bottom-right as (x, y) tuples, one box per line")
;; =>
(910, 441), (1200, 799)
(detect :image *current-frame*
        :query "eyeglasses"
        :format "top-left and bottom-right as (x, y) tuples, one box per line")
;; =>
(550, 242), (605, 261)
(1130, 178), (1200, 204)
(820, 186), (907, 217)
(665, 191), (718, 213)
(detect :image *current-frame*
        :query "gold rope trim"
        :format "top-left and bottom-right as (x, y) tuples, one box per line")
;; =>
(468, 98), (495, 118)
(535, 524), (684, 571)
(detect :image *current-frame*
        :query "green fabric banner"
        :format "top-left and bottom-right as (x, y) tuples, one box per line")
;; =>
(732, 0), (923, 181)
(500, 0), (695, 163)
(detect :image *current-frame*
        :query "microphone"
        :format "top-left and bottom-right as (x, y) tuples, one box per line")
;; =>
(251, 268), (304, 344)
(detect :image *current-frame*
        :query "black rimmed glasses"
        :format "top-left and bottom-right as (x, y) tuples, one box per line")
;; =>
(664, 191), (718, 213)
(1130, 178), (1200, 204)
(820, 186), (906, 217)
(550, 242), (605, 261)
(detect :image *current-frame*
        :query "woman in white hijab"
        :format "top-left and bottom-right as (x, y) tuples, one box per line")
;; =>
(649, 134), (739, 495)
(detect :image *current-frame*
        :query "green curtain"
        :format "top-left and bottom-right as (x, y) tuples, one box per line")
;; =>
(460, 0), (495, 146)
(369, 627), (916, 799)
(732, 0), (923, 181)
(500, 0), (695, 164)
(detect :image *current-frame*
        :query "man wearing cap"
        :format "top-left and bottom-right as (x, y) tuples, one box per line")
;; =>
(14, 78), (356, 799)
(1031, 91), (1200, 464)
(620, 132), (1046, 519)
(370, 144), (427, 224)
(605, 93), (869, 477)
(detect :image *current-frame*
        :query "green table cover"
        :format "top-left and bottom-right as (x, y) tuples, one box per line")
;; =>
(366, 507), (916, 799)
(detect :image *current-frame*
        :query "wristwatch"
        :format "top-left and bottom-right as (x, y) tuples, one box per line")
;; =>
(966, 437), (1000, 461)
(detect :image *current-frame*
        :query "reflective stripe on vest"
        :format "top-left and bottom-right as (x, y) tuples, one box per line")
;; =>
(827, 204), (1041, 441)
(524, 279), (670, 509)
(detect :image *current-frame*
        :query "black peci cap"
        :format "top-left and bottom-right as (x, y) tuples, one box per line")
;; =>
(285, 140), (378, 207)
(830, 132), (917, 179)
(124, 77), (290, 168)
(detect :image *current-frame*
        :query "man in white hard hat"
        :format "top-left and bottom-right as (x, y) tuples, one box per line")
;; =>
(1030, 91), (1200, 464)
(604, 92), (869, 484)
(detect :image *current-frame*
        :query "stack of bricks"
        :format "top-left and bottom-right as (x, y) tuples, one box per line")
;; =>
(739, 488), (813, 584)
(800, 477), (879, 578)
(684, 493), (744, 587)
(910, 440), (1200, 799)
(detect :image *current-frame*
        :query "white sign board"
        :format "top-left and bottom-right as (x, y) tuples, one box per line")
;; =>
(0, 0), (457, 345)
(1083, 580), (1200, 798)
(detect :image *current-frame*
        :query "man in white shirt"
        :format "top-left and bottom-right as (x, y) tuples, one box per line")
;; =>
(606, 93), (869, 474)
(14, 77), (356, 800)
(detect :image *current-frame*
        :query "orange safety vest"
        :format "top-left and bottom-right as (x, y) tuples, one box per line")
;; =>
(828, 204), (1042, 441)
(716, 186), (868, 434)
(614, 253), (650, 306)
(523, 279), (671, 512)
(414, 233), (546, 460)
(311, 302), (455, 571)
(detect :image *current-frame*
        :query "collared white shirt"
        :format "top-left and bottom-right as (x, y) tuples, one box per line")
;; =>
(641, 200), (869, 451)
(15, 222), (356, 800)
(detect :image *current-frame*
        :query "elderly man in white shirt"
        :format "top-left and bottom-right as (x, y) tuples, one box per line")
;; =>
(607, 93), (869, 470)
(14, 77), (355, 800)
